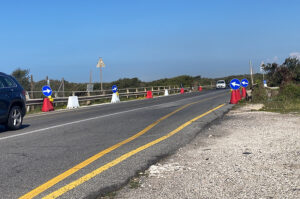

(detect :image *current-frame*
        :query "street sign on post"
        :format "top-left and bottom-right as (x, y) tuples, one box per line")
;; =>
(241, 79), (249, 87)
(42, 85), (52, 97)
(96, 57), (106, 91)
(87, 84), (94, 92)
(230, 79), (241, 90)
(264, 80), (267, 87)
(112, 85), (118, 93)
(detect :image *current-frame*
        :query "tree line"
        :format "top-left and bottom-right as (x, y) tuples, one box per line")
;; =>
(262, 57), (300, 86)
(10, 68), (262, 92)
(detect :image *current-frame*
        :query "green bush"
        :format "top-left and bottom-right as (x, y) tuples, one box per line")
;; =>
(252, 85), (268, 103)
(279, 83), (300, 100)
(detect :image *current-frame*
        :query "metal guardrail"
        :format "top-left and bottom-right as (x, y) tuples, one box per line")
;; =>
(26, 85), (214, 107)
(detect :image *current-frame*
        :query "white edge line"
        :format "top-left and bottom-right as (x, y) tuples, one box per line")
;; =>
(0, 91), (223, 141)
(0, 105), (162, 141)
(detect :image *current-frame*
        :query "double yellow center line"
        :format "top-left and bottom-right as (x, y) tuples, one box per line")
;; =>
(20, 95), (225, 199)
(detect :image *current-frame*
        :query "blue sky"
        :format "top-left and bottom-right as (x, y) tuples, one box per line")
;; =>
(1, 0), (300, 82)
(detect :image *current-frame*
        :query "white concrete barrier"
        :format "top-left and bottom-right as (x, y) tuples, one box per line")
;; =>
(111, 93), (120, 103)
(164, 89), (169, 96)
(67, 96), (80, 109)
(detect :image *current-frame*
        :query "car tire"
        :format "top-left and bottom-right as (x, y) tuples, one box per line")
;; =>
(6, 106), (23, 130)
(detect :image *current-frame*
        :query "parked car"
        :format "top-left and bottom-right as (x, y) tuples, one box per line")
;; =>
(216, 80), (226, 89)
(0, 72), (26, 130)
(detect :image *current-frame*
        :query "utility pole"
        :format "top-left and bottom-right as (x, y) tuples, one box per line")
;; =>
(249, 60), (254, 87)
(46, 76), (50, 86)
(260, 61), (265, 86)
(86, 70), (93, 105)
(62, 78), (65, 97)
(90, 70), (92, 84)
(96, 57), (105, 91)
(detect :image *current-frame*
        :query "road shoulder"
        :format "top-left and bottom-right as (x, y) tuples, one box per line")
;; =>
(113, 104), (300, 199)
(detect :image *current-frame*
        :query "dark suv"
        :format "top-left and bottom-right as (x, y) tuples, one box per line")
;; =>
(0, 72), (26, 130)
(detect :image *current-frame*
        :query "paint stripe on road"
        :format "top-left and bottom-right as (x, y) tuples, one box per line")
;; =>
(19, 95), (224, 199)
(42, 104), (225, 199)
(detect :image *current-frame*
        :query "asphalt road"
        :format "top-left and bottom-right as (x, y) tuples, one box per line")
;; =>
(0, 89), (231, 199)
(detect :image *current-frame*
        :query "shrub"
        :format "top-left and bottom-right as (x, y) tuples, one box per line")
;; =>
(279, 83), (300, 100)
(252, 85), (268, 103)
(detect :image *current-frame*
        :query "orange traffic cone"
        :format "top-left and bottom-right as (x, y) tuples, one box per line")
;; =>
(242, 87), (246, 99)
(180, 88), (184, 94)
(146, 91), (153, 98)
(230, 90), (238, 104)
(42, 98), (54, 112)
(198, 86), (202, 92)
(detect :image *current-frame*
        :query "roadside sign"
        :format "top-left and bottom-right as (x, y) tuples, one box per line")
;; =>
(87, 84), (94, 92)
(112, 85), (118, 93)
(264, 80), (267, 87)
(241, 79), (249, 87)
(42, 85), (52, 97)
(230, 79), (241, 90)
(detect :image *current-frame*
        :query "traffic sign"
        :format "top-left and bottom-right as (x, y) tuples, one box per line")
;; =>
(241, 79), (249, 87)
(263, 80), (267, 87)
(87, 84), (94, 92)
(230, 79), (241, 90)
(42, 85), (52, 97)
(112, 85), (118, 93)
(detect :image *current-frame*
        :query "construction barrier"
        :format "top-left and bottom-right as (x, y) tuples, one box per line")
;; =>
(111, 92), (120, 103)
(67, 96), (80, 109)
(42, 98), (54, 112)
(236, 89), (242, 101)
(198, 86), (202, 92)
(242, 87), (247, 99)
(230, 90), (238, 104)
(164, 89), (169, 96)
(180, 88), (184, 94)
(146, 91), (153, 98)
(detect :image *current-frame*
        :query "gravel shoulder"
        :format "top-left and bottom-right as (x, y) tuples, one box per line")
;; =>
(114, 104), (300, 199)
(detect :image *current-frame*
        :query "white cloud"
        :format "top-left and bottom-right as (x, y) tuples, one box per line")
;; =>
(289, 52), (300, 60)
(265, 56), (279, 63)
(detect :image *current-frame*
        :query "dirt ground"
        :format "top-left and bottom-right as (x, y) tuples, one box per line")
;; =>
(114, 104), (300, 199)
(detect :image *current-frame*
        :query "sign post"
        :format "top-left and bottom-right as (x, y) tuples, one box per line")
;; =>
(241, 79), (249, 88)
(241, 79), (249, 99)
(41, 85), (54, 112)
(96, 57), (106, 91)
(42, 85), (52, 97)
(230, 79), (241, 103)
(112, 85), (118, 93)
(230, 79), (241, 90)
(111, 85), (120, 103)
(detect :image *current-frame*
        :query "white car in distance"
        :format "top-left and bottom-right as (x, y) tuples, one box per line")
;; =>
(216, 80), (226, 89)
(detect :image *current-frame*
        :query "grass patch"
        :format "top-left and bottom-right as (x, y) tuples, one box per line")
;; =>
(252, 83), (300, 114)
(261, 98), (300, 114)
(129, 178), (140, 189)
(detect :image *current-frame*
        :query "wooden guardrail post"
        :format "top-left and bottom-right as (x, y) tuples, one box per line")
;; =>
(126, 89), (129, 99)
(87, 91), (91, 105)
(26, 85), (212, 107)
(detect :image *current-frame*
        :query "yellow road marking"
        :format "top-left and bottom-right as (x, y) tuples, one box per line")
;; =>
(19, 95), (223, 199)
(42, 104), (225, 199)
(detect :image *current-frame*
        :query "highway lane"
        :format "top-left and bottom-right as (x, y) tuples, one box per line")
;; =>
(0, 89), (231, 199)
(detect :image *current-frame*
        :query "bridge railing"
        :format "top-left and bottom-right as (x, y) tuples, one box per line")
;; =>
(26, 85), (215, 107)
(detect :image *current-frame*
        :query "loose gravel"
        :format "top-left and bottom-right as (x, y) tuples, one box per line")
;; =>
(114, 104), (300, 199)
